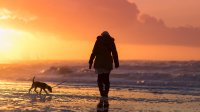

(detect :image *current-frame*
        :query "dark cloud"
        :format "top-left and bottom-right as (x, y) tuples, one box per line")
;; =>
(0, 0), (200, 47)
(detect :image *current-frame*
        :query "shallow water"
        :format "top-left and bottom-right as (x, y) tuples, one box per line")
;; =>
(0, 81), (199, 112)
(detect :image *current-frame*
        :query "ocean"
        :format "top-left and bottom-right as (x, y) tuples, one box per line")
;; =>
(1, 60), (200, 87)
(0, 60), (200, 111)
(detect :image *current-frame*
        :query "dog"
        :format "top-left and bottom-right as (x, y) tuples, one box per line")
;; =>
(29, 76), (52, 94)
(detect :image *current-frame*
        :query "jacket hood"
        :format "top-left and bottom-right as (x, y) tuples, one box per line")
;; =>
(97, 35), (114, 43)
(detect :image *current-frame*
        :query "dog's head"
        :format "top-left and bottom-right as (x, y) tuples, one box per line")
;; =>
(47, 86), (52, 92)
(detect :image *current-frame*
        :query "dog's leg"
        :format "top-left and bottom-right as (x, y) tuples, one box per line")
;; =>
(44, 89), (48, 95)
(39, 88), (42, 95)
(28, 87), (33, 93)
(34, 87), (38, 94)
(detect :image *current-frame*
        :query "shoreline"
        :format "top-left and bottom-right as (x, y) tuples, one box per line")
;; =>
(0, 81), (199, 111)
(1, 80), (200, 96)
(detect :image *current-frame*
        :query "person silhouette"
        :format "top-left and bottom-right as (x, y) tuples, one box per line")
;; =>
(89, 31), (119, 97)
(96, 98), (109, 112)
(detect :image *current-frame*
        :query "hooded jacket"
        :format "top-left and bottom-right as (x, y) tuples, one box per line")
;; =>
(89, 35), (119, 70)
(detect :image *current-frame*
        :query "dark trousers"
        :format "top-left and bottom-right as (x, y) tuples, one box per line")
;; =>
(97, 73), (110, 97)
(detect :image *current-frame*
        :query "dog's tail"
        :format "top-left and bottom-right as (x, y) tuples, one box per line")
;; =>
(33, 76), (35, 83)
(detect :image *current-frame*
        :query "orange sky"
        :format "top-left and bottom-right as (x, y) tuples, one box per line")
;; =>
(130, 0), (200, 27)
(0, 0), (200, 62)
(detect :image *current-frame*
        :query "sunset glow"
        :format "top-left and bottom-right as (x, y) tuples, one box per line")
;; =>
(0, 0), (200, 63)
(0, 29), (14, 52)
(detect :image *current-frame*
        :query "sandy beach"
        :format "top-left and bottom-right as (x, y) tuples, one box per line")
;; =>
(0, 81), (199, 112)
(0, 0), (200, 111)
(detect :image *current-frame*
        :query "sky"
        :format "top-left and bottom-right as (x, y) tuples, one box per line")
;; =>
(0, 0), (200, 62)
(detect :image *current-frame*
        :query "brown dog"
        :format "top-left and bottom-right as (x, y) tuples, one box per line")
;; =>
(29, 77), (52, 94)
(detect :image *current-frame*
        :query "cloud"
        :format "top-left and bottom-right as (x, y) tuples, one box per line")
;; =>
(133, 14), (200, 46)
(0, 0), (200, 47)
(0, 8), (38, 23)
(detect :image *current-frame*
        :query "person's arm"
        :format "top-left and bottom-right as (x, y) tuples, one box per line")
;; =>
(89, 39), (98, 69)
(111, 40), (119, 68)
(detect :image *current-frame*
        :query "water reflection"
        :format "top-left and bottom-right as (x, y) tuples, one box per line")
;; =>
(29, 94), (52, 103)
(39, 94), (52, 102)
(96, 98), (109, 112)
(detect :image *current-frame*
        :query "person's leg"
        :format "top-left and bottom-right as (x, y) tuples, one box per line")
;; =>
(97, 74), (104, 97)
(104, 73), (110, 97)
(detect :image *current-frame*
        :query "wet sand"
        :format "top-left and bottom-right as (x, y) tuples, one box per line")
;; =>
(0, 81), (199, 112)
